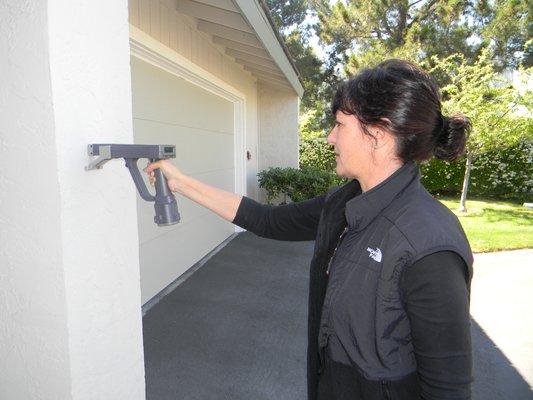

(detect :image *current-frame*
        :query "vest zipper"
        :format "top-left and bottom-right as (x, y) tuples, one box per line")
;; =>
(326, 226), (348, 276)
(381, 380), (392, 400)
(320, 225), (349, 369)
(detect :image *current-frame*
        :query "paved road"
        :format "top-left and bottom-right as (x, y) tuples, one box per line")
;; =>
(470, 249), (533, 399)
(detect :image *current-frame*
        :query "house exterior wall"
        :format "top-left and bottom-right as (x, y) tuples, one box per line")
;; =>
(127, 0), (301, 304)
(0, 2), (72, 398)
(129, 0), (260, 201)
(128, 0), (301, 204)
(0, 0), (145, 399)
(257, 83), (300, 201)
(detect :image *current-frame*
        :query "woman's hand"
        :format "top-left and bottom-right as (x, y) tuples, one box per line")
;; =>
(143, 160), (184, 193)
(143, 159), (242, 222)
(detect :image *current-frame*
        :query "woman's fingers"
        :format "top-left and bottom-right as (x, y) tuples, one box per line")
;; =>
(144, 163), (156, 186)
(143, 160), (163, 174)
(143, 160), (182, 192)
(143, 163), (153, 173)
(144, 160), (171, 176)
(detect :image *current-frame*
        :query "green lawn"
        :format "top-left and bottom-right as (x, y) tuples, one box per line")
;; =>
(438, 197), (533, 253)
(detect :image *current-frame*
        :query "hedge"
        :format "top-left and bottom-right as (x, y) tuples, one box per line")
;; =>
(257, 166), (344, 204)
(258, 136), (532, 203)
(420, 140), (533, 201)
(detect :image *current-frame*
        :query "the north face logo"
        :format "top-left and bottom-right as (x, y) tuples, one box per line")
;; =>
(367, 247), (382, 262)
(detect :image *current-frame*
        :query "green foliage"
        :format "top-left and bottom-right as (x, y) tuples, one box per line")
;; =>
(477, 0), (532, 68)
(257, 166), (344, 204)
(299, 132), (335, 171)
(430, 50), (532, 156)
(297, 123), (532, 202)
(421, 139), (533, 201)
(265, 137), (532, 205)
(265, 0), (533, 207)
(265, 0), (308, 28)
(315, 0), (483, 78)
(265, 0), (325, 112)
(284, 30), (325, 110)
(265, 0), (532, 141)
(315, 0), (531, 77)
(344, 39), (424, 76)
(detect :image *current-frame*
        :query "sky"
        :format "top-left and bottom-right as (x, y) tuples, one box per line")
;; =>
(303, 12), (326, 60)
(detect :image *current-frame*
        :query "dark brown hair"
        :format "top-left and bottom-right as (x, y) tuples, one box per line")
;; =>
(331, 59), (471, 162)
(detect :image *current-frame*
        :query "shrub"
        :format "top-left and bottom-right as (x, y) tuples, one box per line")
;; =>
(299, 130), (336, 170)
(268, 132), (533, 203)
(257, 166), (344, 204)
(421, 140), (533, 201)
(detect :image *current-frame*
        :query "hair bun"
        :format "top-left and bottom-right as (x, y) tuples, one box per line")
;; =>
(433, 114), (470, 161)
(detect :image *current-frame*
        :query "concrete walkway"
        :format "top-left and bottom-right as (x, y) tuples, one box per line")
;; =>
(470, 249), (533, 399)
(143, 233), (532, 399)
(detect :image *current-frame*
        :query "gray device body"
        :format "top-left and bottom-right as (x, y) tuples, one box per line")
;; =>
(86, 144), (180, 226)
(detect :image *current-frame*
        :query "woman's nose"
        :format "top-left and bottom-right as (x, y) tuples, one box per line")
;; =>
(327, 128), (336, 145)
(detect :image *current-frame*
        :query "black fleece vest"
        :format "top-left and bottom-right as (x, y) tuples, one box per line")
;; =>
(316, 163), (473, 381)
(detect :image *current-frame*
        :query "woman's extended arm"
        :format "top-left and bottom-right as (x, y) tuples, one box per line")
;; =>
(144, 160), (325, 241)
(145, 160), (242, 222)
(231, 194), (325, 241)
(401, 251), (473, 400)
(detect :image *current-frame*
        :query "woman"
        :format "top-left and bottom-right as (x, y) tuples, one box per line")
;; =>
(144, 59), (473, 400)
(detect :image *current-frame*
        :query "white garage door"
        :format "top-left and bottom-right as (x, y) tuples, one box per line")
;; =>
(130, 56), (236, 304)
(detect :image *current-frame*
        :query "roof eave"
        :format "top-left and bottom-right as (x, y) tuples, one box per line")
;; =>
(232, 0), (304, 98)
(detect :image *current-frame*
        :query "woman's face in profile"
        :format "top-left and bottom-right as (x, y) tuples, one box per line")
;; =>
(327, 111), (375, 180)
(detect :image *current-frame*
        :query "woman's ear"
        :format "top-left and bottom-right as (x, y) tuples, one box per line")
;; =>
(377, 119), (396, 145)
(369, 125), (391, 149)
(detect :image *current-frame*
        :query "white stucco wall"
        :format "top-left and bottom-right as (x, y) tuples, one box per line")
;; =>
(0, 1), (145, 399)
(0, 1), (72, 398)
(257, 83), (300, 201)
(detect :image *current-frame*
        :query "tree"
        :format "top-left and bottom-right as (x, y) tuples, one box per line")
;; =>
(313, 1), (477, 73)
(475, 0), (532, 69)
(264, 1), (533, 191)
(430, 49), (532, 212)
(265, 0), (325, 111)
(313, 0), (531, 77)
(266, 0), (308, 28)
(306, 0), (492, 131)
(284, 29), (325, 110)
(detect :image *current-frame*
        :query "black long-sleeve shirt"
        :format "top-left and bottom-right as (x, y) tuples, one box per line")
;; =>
(400, 251), (472, 399)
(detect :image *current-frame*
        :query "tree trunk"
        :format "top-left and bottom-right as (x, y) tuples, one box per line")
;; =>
(395, 1), (408, 46)
(459, 154), (473, 213)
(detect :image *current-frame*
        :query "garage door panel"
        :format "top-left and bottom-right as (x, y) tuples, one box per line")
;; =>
(133, 118), (234, 175)
(140, 212), (235, 304)
(131, 55), (237, 303)
(190, 168), (236, 194)
(131, 57), (233, 135)
(137, 168), (236, 244)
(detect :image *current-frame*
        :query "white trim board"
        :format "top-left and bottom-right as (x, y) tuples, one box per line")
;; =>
(129, 25), (246, 233)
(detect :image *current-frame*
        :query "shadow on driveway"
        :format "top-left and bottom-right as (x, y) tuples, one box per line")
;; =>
(472, 319), (531, 399)
(143, 232), (532, 399)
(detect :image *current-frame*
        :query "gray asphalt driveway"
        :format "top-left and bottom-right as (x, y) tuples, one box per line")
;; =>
(470, 249), (533, 399)
(143, 234), (532, 399)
